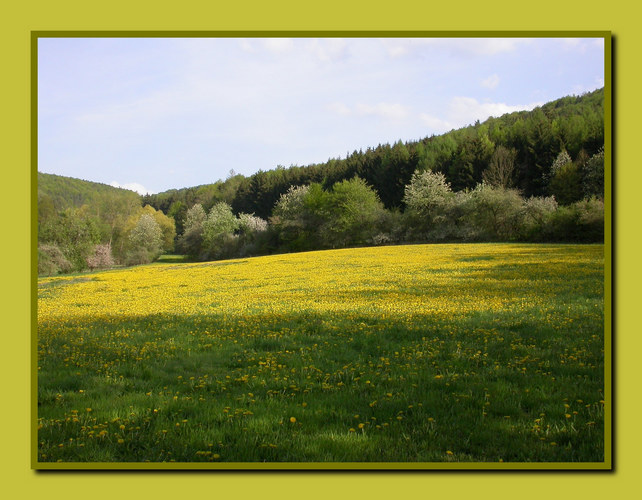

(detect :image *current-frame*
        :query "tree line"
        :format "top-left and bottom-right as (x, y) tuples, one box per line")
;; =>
(38, 88), (605, 275)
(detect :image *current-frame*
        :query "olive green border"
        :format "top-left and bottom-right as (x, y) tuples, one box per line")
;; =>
(31, 30), (612, 471)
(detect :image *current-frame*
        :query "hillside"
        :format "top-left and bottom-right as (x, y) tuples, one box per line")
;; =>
(144, 87), (605, 220)
(38, 172), (141, 218)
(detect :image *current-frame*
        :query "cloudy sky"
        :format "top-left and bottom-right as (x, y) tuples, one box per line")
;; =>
(38, 36), (605, 195)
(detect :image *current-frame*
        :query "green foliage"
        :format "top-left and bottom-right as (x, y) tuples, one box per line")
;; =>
(403, 170), (454, 239)
(541, 198), (604, 242)
(483, 146), (517, 188)
(39, 207), (101, 272)
(467, 183), (525, 241)
(583, 148), (605, 199)
(167, 201), (188, 237)
(38, 172), (141, 213)
(183, 203), (207, 233)
(177, 204), (207, 258)
(38, 243), (73, 276)
(521, 196), (559, 240)
(403, 170), (453, 217)
(126, 214), (163, 265)
(322, 177), (386, 247)
(271, 185), (314, 251)
(201, 202), (240, 259)
(237, 213), (268, 235)
(547, 149), (572, 181)
(549, 162), (584, 205)
(272, 178), (385, 251)
(203, 202), (239, 244)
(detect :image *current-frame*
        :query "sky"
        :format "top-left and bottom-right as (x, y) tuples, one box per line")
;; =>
(38, 37), (605, 195)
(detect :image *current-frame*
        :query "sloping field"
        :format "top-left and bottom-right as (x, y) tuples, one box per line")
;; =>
(37, 243), (606, 465)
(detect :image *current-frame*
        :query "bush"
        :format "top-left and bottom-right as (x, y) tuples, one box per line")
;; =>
(466, 183), (524, 241)
(520, 196), (558, 241)
(124, 247), (153, 266)
(128, 214), (163, 263)
(87, 244), (115, 270)
(403, 170), (454, 234)
(541, 197), (604, 242)
(583, 148), (605, 199)
(38, 243), (73, 276)
(39, 208), (101, 272)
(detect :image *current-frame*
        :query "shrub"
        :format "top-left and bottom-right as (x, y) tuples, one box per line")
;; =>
(521, 196), (558, 241)
(128, 214), (163, 263)
(87, 244), (115, 270)
(38, 243), (73, 276)
(583, 148), (605, 199)
(466, 183), (524, 241)
(541, 197), (604, 242)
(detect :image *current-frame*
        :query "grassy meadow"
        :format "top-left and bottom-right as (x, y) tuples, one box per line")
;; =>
(36, 243), (606, 465)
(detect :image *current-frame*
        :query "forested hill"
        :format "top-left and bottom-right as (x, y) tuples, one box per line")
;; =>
(38, 172), (141, 216)
(143, 87), (604, 221)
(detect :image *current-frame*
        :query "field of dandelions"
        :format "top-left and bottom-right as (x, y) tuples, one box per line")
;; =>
(37, 243), (606, 464)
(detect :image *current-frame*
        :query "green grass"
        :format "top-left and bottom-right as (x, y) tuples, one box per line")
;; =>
(36, 243), (606, 465)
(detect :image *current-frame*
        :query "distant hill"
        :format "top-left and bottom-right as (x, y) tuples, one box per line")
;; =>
(38, 172), (141, 212)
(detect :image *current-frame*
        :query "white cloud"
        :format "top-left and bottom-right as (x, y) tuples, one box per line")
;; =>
(481, 74), (500, 90)
(110, 181), (151, 195)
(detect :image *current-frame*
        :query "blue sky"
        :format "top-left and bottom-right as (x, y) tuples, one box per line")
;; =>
(38, 37), (605, 195)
